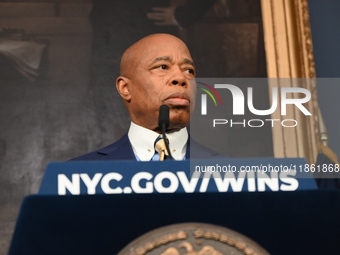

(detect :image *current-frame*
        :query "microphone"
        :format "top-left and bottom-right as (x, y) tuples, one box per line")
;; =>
(158, 105), (173, 160)
(158, 104), (170, 130)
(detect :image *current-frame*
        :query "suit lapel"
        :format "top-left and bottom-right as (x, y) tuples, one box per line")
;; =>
(187, 138), (223, 159)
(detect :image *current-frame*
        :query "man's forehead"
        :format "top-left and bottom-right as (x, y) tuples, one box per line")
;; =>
(120, 34), (193, 76)
(150, 56), (195, 66)
(137, 36), (191, 57)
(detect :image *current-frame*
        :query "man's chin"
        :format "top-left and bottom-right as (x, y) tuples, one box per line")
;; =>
(168, 119), (189, 132)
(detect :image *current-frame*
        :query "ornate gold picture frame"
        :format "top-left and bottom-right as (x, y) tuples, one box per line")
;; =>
(261, 0), (319, 163)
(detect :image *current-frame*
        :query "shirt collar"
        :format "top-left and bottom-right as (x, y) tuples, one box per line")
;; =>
(128, 122), (188, 161)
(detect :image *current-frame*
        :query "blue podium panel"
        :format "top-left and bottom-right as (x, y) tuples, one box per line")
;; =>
(9, 190), (340, 255)
(39, 158), (317, 195)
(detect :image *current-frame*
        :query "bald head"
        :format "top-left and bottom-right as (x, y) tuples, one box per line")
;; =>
(120, 34), (191, 78)
(116, 33), (196, 131)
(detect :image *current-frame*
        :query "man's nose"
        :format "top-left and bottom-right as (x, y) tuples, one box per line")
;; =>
(170, 67), (187, 86)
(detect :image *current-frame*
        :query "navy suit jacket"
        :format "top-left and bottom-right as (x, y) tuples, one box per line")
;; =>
(71, 134), (224, 161)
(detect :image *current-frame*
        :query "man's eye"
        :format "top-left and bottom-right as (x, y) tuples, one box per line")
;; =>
(186, 68), (195, 75)
(157, 65), (167, 70)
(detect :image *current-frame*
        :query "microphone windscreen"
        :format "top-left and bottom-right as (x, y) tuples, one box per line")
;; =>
(158, 104), (170, 129)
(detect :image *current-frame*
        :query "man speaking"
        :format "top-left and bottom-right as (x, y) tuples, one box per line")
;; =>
(73, 33), (221, 161)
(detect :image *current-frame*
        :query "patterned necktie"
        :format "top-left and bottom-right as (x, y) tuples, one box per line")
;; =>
(155, 137), (169, 161)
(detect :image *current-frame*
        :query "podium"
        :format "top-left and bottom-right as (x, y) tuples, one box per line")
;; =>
(8, 159), (340, 254)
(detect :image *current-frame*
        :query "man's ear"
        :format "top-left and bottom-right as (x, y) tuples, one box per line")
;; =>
(116, 76), (131, 101)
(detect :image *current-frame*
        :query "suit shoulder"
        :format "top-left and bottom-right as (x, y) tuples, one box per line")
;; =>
(69, 134), (133, 161)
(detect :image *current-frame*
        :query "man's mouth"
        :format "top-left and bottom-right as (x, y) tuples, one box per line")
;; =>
(164, 93), (190, 106)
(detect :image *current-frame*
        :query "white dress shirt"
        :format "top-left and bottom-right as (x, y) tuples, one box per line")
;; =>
(128, 122), (188, 161)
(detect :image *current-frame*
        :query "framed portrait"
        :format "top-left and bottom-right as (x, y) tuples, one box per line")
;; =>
(168, 0), (319, 162)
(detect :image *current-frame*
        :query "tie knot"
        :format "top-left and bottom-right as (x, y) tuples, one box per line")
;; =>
(155, 137), (169, 161)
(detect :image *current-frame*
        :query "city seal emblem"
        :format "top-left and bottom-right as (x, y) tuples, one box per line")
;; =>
(117, 223), (270, 255)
